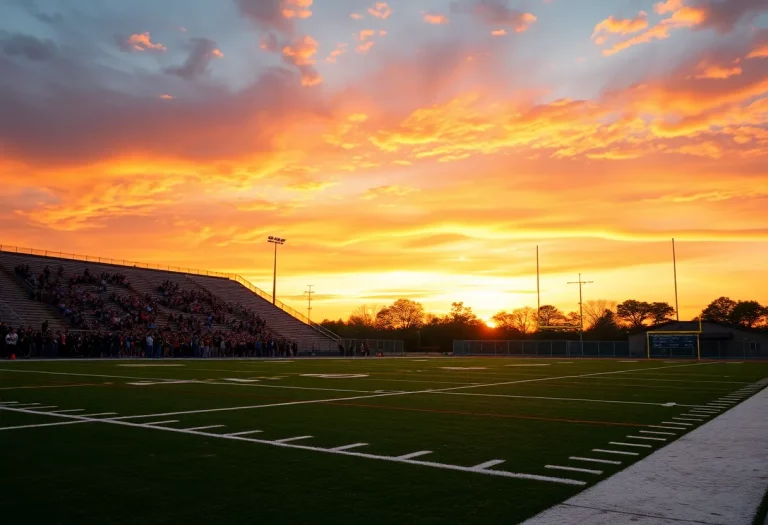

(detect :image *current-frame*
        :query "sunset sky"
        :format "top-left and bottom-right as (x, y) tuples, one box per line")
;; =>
(1, 0), (766, 324)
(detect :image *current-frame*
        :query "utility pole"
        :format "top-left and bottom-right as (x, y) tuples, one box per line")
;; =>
(305, 285), (314, 322)
(567, 273), (593, 355)
(536, 245), (541, 327)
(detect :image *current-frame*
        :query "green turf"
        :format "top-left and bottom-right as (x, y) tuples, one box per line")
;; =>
(1, 358), (767, 524)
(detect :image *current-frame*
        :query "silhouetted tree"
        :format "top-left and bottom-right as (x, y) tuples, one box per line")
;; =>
(537, 305), (565, 327)
(729, 300), (766, 328)
(648, 302), (676, 325)
(376, 299), (425, 330)
(582, 299), (617, 329)
(616, 300), (652, 328)
(700, 297), (737, 324)
(493, 307), (537, 334)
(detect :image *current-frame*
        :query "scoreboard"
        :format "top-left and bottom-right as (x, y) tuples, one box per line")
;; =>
(648, 334), (698, 358)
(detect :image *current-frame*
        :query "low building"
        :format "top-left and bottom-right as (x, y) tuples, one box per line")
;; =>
(628, 321), (768, 359)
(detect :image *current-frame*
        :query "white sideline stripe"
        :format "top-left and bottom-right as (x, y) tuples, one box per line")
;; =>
(51, 409), (86, 413)
(0, 420), (91, 431)
(0, 407), (586, 487)
(690, 408), (720, 413)
(0, 401), (19, 404)
(398, 451), (433, 460)
(0, 362), (716, 421)
(648, 425), (687, 430)
(331, 443), (369, 451)
(79, 412), (117, 417)
(144, 420), (179, 426)
(274, 435), (313, 443)
(435, 392), (700, 407)
(546, 465), (602, 475)
(184, 425), (225, 431)
(640, 430), (676, 436)
(27, 406), (58, 410)
(227, 430), (263, 436)
(609, 441), (652, 448)
(593, 449), (639, 456)
(627, 435), (666, 441)
(472, 459), (506, 470)
(663, 421), (691, 426)
(672, 417), (704, 422)
(570, 456), (621, 465)
(10, 403), (41, 407)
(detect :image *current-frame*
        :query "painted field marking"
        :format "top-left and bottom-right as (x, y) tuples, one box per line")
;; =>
(1, 362), (716, 423)
(593, 449), (639, 456)
(546, 465), (602, 475)
(640, 430), (675, 436)
(0, 401), (19, 404)
(300, 374), (369, 379)
(26, 406), (58, 410)
(0, 406), (586, 487)
(691, 408), (720, 413)
(128, 380), (200, 386)
(227, 430), (263, 436)
(144, 420), (179, 426)
(331, 443), (369, 451)
(398, 451), (432, 460)
(117, 364), (185, 367)
(609, 441), (652, 449)
(504, 364), (550, 367)
(275, 435), (313, 443)
(473, 459), (506, 470)
(648, 425), (687, 430)
(0, 383), (105, 391)
(79, 412), (118, 417)
(627, 435), (666, 442)
(619, 361), (639, 363)
(671, 417), (702, 423)
(184, 425), (226, 431)
(441, 367), (488, 370)
(435, 392), (699, 408)
(223, 378), (260, 383)
(51, 409), (86, 413)
(10, 403), (41, 407)
(570, 456), (621, 465)
(0, 420), (91, 431)
(663, 421), (692, 426)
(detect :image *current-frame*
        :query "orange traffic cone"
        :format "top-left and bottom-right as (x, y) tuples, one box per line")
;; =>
(10, 353), (16, 360)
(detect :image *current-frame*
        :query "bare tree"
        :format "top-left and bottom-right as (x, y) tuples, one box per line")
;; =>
(537, 304), (565, 326)
(493, 307), (537, 334)
(582, 299), (617, 329)
(376, 299), (425, 330)
(348, 304), (382, 328)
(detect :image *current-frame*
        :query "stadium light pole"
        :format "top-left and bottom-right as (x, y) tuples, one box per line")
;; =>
(672, 238), (680, 322)
(267, 236), (286, 305)
(568, 273), (593, 355)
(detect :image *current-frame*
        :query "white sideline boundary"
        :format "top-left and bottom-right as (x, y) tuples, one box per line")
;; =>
(523, 380), (768, 525)
(546, 465), (602, 475)
(569, 457), (621, 465)
(0, 420), (90, 431)
(0, 406), (586, 486)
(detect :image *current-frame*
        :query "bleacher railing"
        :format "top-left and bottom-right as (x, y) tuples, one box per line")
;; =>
(0, 244), (340, 341)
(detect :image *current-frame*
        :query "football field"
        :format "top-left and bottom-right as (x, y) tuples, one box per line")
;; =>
(1, 357), (767, 524)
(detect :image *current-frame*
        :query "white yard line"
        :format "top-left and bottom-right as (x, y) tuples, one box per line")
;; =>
(227, 430), (263, 436)
(25, 405), (58, 410)
(50, 409), (86, 413)
(472, 459), (506, 470)
(274, 435), (313, 443)
(397, 451), (433, 460)
(78, 412), (117, 417)
(0, 420), (91, 431)
(0, 405), (587, 485)
(592, 449), (639, 456)
(330, 443), (369, 451)
(609, 441), (652, 449)
(671, 417), (702, 422)
(648, 425), (687, 430)
(627, 435), (666, 441)
(662, 421), (691, 426)
(639, 430), (675, 436)
(569, 456), (621, 465)
(546, 465), (602, 475)
(184, 425), (225, 431)
(143, 420), (179, 426)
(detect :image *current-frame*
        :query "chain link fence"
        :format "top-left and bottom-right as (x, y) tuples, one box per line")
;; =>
(453, 340), (632, 357)
(298, 338), (405, 357)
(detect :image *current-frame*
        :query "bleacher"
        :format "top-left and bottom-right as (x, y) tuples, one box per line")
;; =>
(0, 250), (339, 351)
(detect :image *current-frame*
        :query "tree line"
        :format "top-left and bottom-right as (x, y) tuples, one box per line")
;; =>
(320, 297), (767, 351)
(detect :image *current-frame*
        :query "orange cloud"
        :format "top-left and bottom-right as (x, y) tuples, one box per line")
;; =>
(120, 32), (167, 52)
(423, 13), (449, 25)
(747, 43), (768, 59)
(350, 13), (364, 20)
(694, 60), (742, 79)
(491, 29), (507, 36)
(159, 94), (174, 100)
(282, 0), (313, 19)
(325, 43), (348, 63)
(357, 29), (376, 41)
(368, 2), (392, 20)
(282, 35), (319, 66)
(592, 12), (648, 41)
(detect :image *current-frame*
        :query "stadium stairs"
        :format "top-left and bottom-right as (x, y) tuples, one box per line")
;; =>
(0, 250), (339, 350)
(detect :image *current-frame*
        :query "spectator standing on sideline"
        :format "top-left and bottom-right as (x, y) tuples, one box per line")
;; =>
(5, 329), (18, 356)
(146, 333), (154, 359)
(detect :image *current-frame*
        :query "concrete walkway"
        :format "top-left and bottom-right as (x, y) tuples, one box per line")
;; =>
(524, 380), (768, 525)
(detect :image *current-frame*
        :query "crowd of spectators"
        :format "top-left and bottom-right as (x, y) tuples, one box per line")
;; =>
(4, 268), (306, 359)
